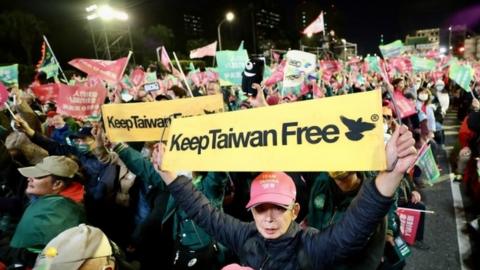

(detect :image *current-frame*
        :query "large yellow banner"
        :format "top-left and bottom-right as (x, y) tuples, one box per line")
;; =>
(101, 95), (224, 142)
(162, 90), (387, 172)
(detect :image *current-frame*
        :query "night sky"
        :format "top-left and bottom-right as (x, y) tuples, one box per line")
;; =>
(2, 0), (480, 64)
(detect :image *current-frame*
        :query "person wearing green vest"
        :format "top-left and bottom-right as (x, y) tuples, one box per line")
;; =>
(3, 155), (86, 269)
(307, 171), (386, 270)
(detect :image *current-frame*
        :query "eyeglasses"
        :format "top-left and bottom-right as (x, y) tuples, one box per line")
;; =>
(383, 115), (392, 120)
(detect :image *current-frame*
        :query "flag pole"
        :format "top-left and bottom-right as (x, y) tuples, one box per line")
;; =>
(120, 51), (133, 79)
(155, 47), (161, 65)
(42, 35), (68, 83)
(173, 52), (194, 97)
(4, 102), (17, 120)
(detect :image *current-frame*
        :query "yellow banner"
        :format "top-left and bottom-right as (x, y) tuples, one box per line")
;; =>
(162, 90), (387, 172)
(101, 95), (225, 142)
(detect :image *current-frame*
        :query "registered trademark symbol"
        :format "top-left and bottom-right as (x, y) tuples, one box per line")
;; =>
(371, 114), (379, 122)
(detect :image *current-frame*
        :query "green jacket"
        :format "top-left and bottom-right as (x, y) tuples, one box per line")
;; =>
(10, 195), (85, 249)
(307, 172), (386, 270)
(163, 172), (228, 250)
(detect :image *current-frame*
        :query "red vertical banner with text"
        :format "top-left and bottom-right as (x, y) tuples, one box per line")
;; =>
(396, 207), (421, 245)
(57, 82), (107, 119)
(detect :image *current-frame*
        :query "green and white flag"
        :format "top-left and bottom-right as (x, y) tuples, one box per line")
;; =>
(238, 40), (244, 50)
(410, 56), (436, 72)
(145, 72), (157, 83)
(416, 145), (440, 184)
(36, 41), (60, 79)
(0, 64), (19, 86)
(449, 62), (474, 92)
(365, 56), (382, 74)
(216, 49), (249, 85)
(379, 40), (404, 58)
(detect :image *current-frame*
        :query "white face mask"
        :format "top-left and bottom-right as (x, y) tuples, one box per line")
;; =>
(435, 85), (444, 91)
(418, 93), (429, 101)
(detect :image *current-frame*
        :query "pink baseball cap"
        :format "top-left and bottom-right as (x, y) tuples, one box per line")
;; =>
(245, 172), (296, 209)
(222, 264), (254, 270)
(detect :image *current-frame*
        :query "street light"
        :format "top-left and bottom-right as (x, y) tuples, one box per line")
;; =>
(217, 11), (235, 50)
(341, 38), (347, 61)
(86, 4), (132, 60)
(86, 4), (128, 21)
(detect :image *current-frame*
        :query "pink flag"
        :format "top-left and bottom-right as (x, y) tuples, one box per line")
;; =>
(69, 56), (129, 83)
(425, 50), (439, 59)
(396, 208), (421, 245)
(31, 83), (60, 104)
(161, 46), (172, 72)
(131, 67), (145, 86)
(56, 82), (107, 119)
(302, 12), (325, 35)
(392, 91), (416, 118)
(264, 60), (286, 87)
(389, 57), (413, 74)
(190, 41), (217, 59)
(0, 82), (9, 105)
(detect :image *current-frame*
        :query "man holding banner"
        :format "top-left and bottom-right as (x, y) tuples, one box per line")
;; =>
(151, 123), (417, 269)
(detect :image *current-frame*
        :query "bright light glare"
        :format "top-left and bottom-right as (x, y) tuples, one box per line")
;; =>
(226, 12), (234, 21)
(116, 11), (129, 21)
(439, 47), (447, 54)
(306, 32), (313, 38)
(98, 5), (114, 20)
(86, 5), (97, 12)
(86, 14), (98, 21)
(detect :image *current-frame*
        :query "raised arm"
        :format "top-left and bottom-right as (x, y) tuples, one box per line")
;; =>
(152, 143), (254, 254)
(307, 124), (417, 267)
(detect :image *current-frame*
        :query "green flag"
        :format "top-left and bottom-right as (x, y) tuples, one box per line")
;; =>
(145, 72), (157, 83)
(0, 64), (19, 87)
(189, 62), (195, 72)
(216, 49), (249, 85)
(416, 145), (440, 184)
(449, 62), (474, 92)
(36, 41), (60, 79)
(365, 56), (382, 74)
(121, 75), (134, 89)
(379, 40), (404, 58)
(238, 40), (244, 50)
(410, 56), (436, 72)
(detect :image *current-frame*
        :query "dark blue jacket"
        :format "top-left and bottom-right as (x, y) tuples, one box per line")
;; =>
(30, 132), (115, 201)
(50, 125), (71, 144)
(168, 176), (393, 270)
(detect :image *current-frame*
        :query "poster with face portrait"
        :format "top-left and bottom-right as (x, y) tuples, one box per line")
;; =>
(282, 50), (317, 95)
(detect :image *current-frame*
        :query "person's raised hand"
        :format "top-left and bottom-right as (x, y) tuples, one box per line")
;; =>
(151, 143), (177, 185)
(472, 98), (479, 111)
(14, 116), (35, 137)
(91, 123), (106, 146)
(385, 124), (417, 174)
(250, 83), (268, 108)
(411, 190), (422, 204)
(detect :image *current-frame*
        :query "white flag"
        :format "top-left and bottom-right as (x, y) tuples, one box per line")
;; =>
(302, 12), (325, 35)
(190, 41), (217, 59)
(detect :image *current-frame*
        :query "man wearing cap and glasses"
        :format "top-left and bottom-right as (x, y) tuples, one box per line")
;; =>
(3, 155), (85, 269)
(152, 124), (417, 269)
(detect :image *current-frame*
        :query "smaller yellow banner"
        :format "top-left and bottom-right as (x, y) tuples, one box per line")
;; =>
(101, 95), (225, 142)
(162, 90), (387, 172)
